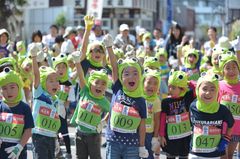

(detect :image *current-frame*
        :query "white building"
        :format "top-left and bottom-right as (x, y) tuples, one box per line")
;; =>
(23, 0), (157, 42)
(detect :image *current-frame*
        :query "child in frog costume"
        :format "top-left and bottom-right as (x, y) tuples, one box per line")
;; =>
(143, 69), (161, 159)
(30, 43), (61, 159)
(70, 51), (110, 159)
(104, 34), (149, 159)
(0, 67), (34, 159)
(0, 57), (28, 103)
(189, 71), (234, 159)
(218, 52), (240, 159)
(155, 48), (170, 84)
(19, 58), (33, 104)
(52, 53), (74, 158)
(78, 16), (106, 77)
(159, 70), (196, 159)
(143, 56), (168, 101)
(181, 48), (200, 81)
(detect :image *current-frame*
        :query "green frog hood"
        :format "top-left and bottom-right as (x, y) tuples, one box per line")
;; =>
(0, 67), (23, 103)
(118, 58), (143, 98)
(52, 53), (69, 83)
(196, 71), (220, 113)
(218, 52), (240, 84)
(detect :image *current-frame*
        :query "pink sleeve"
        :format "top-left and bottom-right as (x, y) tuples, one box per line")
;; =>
(159, 112), (167, 137)
(217, 82), (224, 102)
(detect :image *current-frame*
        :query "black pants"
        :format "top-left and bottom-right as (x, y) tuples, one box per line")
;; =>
(59, 115), (71, 154)
(75, 131), (101, 159)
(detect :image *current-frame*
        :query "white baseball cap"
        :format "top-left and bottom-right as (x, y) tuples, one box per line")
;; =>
(119, 24), (129, 32)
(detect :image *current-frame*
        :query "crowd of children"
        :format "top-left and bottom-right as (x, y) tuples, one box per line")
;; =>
(0, 14), (240, 159)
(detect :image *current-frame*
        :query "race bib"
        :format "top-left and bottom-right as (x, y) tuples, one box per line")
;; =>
(221, 94), (240, 120)
(192, 125), (221, 153)
(167, 112), (191, 140)
(110, 103), (141, 133)
(76, 101), (102, 130)
(35, 106), (61, 134)
(0, 113), (24, 143)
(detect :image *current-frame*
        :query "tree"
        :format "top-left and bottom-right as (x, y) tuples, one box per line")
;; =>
(230, 20), (240, 40)
(0, 0), (27, 38)
(55, 12), (66, 27)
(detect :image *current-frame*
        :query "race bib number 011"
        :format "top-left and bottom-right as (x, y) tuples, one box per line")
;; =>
(77, 102), (102, 130)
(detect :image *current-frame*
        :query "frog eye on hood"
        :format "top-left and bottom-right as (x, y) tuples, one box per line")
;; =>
(200, 72), (207, 77)
(214, 74), (220, 80)
(3, 67), (11, 73)
(117, 58), (123, 64)
(132, 57), (138, 62)
(100, 69), (108, 74)
(178, 74), (183, 79)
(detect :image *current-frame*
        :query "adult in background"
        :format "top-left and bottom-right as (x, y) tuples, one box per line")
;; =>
(42, 24), (59, 49)
(202, 26), (218, 57)
(61, 26), (76, 55)
(153, 28), (165, 48)
(89, 24), (104, 43)
(0, 29), (13, 58)
(114, 24), (136, 51)
(165, 24), (184, 59)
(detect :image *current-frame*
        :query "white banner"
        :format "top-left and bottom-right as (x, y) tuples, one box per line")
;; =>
(87, 0), (103, 20)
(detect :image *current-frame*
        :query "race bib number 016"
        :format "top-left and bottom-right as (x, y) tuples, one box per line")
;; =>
(36, 106), (61, 134)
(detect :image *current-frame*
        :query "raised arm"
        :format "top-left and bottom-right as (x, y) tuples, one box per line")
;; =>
(29, 43), (40, 88)
(80, 15), (94, 61)
(103, 34), (118, 82)
(72, 51), (86, 89)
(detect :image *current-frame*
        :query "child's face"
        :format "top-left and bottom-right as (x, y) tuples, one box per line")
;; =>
(122, 66), (140, 91)
(188, 54), (197, 65)
(1, 83), (19, 102)
(212, 54), (219, 66)
(198, 81), (217, 103)
(56, 63), (67, 78)
(0, 33), (8, 44)
(90, 79), (107, 97)
(90, 46), (105, 63)
(159, 55), (166, 63)
(46, 73), (59, 96)
(144, 76), (159, 96)
(223, 61), (239, 80)
(23, 63), (32, 73)
(168, 85), (182, 98)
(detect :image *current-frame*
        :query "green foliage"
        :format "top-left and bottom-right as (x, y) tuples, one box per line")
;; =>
(230, 20), (240, 40)
(55, 12), (66, 27)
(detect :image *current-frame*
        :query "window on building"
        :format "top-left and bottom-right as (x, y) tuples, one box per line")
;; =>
(49, 0), (63, 7)
(108, 0), (112, 5)
(118, 0), (123, 5)
(75, 0), (81, 6)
